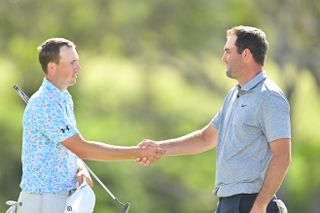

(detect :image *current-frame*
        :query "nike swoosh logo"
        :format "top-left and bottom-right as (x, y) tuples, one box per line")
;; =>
(241, 104), (247, 107)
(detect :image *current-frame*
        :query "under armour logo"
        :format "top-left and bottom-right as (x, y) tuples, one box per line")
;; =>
(60, 125), (70, 133)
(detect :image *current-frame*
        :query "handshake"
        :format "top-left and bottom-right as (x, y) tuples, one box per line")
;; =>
(135, 139), (165, 165)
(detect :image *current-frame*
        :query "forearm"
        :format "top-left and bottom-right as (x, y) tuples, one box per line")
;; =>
(253, 153), (291, 208)
(78, 141), (143, 161)
(159, 125), (217, 156)
(62, 134), (147, 161)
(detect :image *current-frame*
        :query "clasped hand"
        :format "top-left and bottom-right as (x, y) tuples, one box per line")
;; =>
(136, 139), (165, 165)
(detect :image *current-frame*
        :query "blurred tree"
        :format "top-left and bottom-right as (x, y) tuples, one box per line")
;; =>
(1, 0), (320, 212)
(257, 0), (320, 99)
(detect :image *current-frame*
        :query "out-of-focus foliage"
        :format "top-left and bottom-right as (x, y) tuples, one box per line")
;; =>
(1, 0), (319, 212)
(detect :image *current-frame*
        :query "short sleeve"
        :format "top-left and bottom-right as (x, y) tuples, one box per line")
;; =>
(259, 93), (291, 142)
(211, 109), (222, 129)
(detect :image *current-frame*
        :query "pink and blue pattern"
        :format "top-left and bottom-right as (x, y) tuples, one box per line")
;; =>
(20, 78), (79, 193)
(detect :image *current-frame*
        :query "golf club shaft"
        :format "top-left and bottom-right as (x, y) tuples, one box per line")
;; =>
(13, 84), (130, 212)
(13, 85), (29, 104)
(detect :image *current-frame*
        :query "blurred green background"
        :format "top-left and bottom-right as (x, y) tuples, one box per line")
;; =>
(1, 0), (320, 212)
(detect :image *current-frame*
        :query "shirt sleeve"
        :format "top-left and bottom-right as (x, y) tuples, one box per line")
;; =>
(211, 109), (222, 129)
(32, 100), (79, 144)
(259, 92), (291, 142)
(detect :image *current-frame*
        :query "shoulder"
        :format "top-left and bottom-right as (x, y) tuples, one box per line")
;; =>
(261, 79), (282, 94)
(26, 88), (63, 114)
(260, 79), (289, 104)
(257, 79), (290, 114)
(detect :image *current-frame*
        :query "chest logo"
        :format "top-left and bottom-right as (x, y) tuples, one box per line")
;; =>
(60, 125), (70, 133)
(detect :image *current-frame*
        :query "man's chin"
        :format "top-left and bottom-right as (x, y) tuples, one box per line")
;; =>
(226, 70), (233, 78)
(227, 69), (238, 79)
(69, 79), (77, 86)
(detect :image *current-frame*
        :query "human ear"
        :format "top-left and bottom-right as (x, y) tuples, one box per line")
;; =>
(242, 48), (252, 62)
(47, 61), (57, 74)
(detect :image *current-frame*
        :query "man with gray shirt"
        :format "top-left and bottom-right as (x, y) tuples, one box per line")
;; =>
(137, 25), (291, 213)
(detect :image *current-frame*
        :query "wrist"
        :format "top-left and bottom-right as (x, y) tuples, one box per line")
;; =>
(129, 146), (143, 159)
(252, 197), (268, 209)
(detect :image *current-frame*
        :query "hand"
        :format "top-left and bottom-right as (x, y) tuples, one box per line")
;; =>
(249, 204), (267, 213)
(136, 139), (165, 165)
(76, 168), (93, 188)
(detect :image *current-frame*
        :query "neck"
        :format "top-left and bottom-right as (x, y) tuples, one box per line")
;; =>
(46, 76), (67, 92)
(238, 65), (262, 87)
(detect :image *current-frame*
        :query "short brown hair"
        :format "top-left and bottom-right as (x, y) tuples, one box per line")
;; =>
(227, 26), (268, 65)
(37, 38), (76, 73)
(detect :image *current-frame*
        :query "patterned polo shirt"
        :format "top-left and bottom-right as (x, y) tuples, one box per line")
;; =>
(20, 78), (79, 193)
(211, 71), (291, 197)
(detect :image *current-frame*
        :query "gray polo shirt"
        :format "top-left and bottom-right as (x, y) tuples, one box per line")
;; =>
(211, 71), (291, 197)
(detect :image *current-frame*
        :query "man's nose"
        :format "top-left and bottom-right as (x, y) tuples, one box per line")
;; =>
(221, 53), (227, 63)
(75, 62), (81, 71)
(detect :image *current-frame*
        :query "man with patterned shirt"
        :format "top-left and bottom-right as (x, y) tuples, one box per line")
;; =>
(16, 38), (164, 213)
(137, 26), (291, 213)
